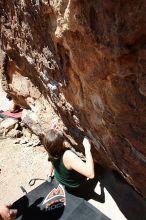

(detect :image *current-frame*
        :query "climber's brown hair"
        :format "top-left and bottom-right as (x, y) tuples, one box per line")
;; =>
(43, 129), (65, 161)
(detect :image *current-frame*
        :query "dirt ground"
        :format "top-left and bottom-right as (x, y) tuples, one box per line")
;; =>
(0, 82), (49, 205)
(0, 138), (49, 206)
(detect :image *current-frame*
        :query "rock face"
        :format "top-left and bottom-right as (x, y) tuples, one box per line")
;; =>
(0, 0), (146, 197)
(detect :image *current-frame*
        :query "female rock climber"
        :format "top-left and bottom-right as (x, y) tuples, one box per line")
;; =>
(42, 129), (95, 195)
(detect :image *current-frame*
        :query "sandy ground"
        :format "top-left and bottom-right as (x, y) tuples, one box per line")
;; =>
(0, 84), (50, 206)
(0, 138), (49, 205)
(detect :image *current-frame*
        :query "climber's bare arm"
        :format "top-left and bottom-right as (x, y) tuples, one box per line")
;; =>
(63, 137), (94, 179)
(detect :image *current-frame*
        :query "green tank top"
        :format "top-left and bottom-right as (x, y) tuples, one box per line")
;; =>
(52, 154), (86, 188)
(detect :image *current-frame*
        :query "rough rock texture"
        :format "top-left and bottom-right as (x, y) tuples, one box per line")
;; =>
(0, 0), (146, 197)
